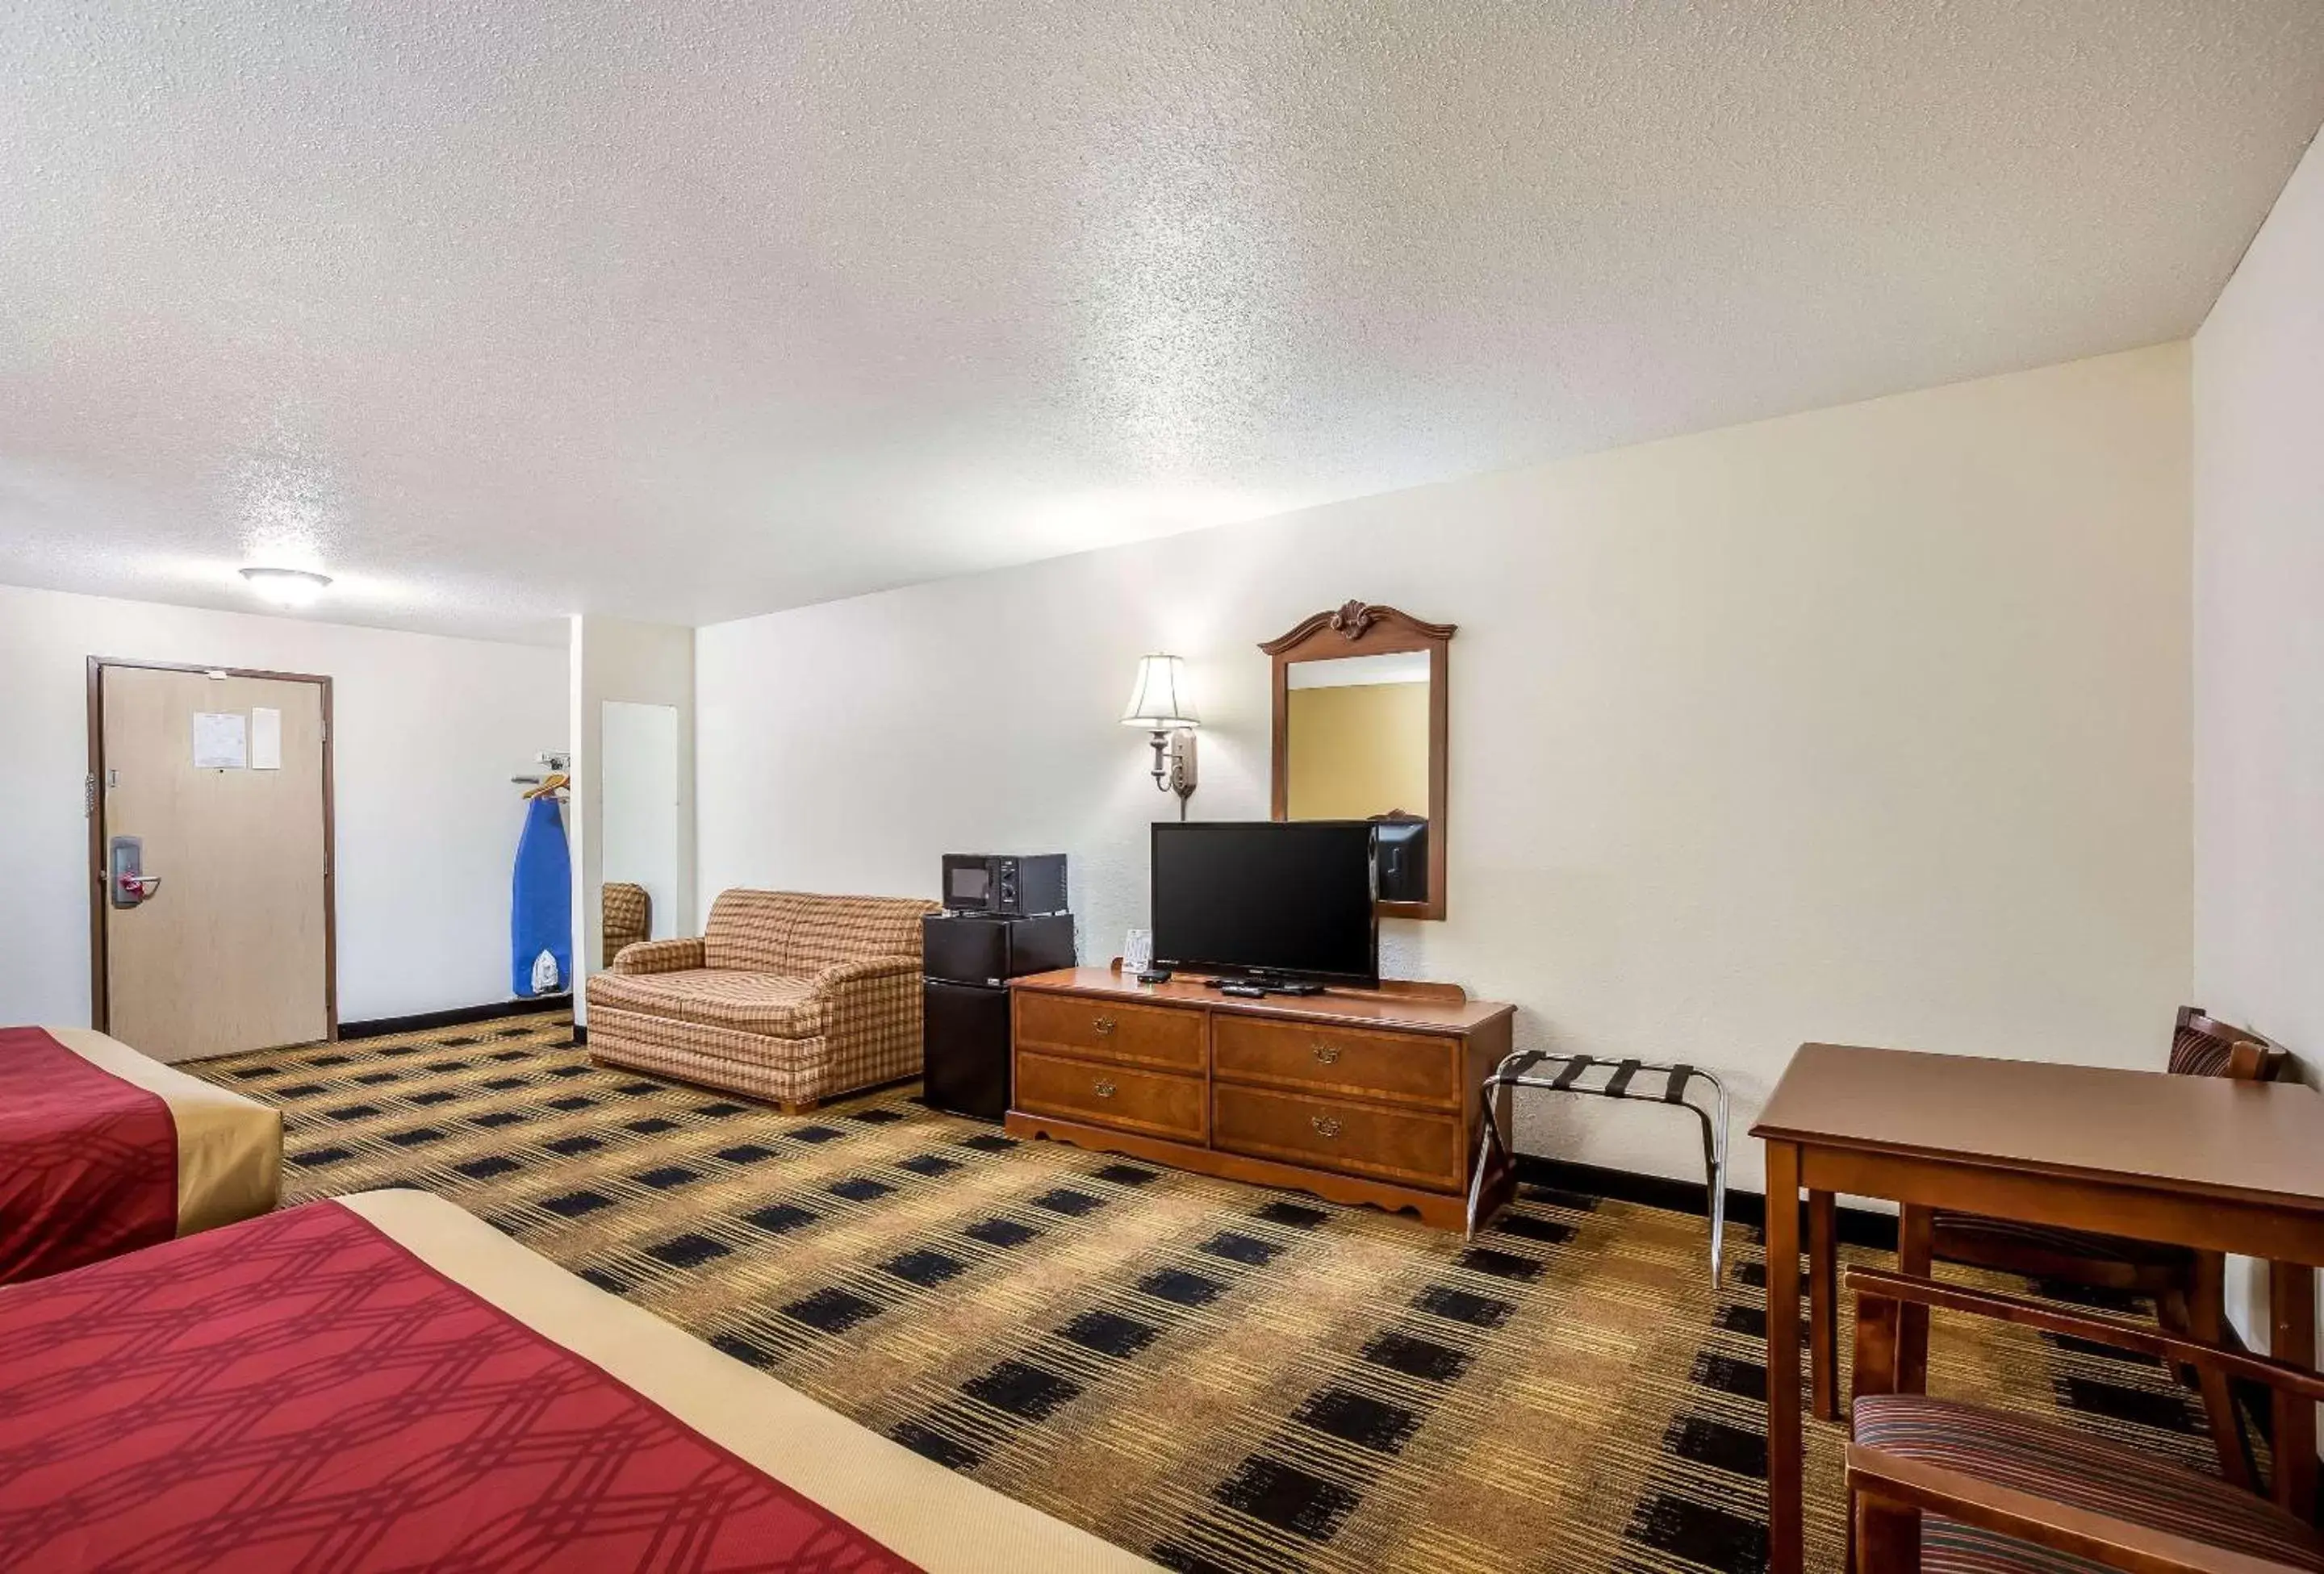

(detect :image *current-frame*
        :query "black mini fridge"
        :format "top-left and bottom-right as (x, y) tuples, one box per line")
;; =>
(922, 912), (1075, 1120)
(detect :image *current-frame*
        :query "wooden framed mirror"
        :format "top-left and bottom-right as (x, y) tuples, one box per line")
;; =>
(1261, 601), (1455, 921)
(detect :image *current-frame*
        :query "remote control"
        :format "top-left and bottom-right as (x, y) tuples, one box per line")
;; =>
(1218, 983), (1265, 998)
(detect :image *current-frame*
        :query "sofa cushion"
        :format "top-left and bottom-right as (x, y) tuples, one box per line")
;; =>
(586, 968), (826, 1038)
(1854, 1392), (2323, 1572)
(702, 890), (938, 976)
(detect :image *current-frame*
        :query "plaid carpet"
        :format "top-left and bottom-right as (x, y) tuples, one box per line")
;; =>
(193, 1008), (2227, 1574)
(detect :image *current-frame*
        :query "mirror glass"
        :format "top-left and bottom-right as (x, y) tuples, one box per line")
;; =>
(599, 699), (679, 964)
(1284, 650), (1432, 904)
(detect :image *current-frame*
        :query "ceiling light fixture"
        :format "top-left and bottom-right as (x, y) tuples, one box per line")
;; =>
(238, 566), (333, 607)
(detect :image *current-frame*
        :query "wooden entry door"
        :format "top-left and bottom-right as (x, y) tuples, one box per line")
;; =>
(94, 662), (334, 1062)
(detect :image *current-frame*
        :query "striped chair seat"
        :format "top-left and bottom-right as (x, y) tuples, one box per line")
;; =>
(1854, 1393), (2324, 1572)
(1918, 1518), (2179, 1574)
(1927, 1213), (2192, 1271)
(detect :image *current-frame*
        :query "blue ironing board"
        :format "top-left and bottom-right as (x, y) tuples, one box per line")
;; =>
(511, 795), (573, 997)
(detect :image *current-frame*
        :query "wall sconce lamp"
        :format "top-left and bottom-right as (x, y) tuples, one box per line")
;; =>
(1121, 653), (1199, 817)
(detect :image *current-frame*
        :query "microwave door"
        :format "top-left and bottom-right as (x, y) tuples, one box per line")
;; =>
(947, 863), (991, 908)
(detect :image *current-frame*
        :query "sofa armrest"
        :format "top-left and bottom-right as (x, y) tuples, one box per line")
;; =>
(809, 954), (922, 992)
(610, 937), (705, 975)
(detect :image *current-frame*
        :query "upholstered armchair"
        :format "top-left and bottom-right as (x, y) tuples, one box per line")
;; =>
(601, 881), (650, 969)
(585, 888), (940, 1113)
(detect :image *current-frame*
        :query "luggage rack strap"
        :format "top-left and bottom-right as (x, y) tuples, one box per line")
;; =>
(1501, 1049), (1550, 1082)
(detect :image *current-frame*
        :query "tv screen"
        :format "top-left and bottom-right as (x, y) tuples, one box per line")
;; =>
(1151, 820), (1379, 987)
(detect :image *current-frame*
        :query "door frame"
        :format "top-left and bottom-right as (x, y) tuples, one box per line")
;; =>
(86, 657), (340, 1041)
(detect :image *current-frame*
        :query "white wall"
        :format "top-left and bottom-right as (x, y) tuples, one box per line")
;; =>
(2193, 127), (2324, 1354)
(0, 582), (567, 1026)
(570, 616), (694, 1021)
(2195, 130), (2324, 1076)
(698, 344), (2195, 1192)
(601, 700), (683, 941)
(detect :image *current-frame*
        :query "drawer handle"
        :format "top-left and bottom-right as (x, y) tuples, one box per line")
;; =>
(1093, 1079), (1118, 1099)
(1310, 1114), (1342, 1138)
(1311, 1043), (1341, 1065)
(1093, 1016), (1117, 1036)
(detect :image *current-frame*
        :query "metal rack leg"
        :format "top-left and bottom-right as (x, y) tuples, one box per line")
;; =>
(1465, 1079), (1511, 1237)
(1707, 1082), (1729, 1288)
(1693, 1108), (1723, 1288)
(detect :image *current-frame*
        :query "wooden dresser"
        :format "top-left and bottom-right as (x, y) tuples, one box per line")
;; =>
(1005, 967), (1516, 1229)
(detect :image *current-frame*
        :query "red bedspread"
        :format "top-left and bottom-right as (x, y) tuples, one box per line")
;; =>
(0, 1200), (922, 1573)
(0, 1025), (176, 1284)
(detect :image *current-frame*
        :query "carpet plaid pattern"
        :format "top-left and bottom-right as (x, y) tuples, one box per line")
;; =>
(192, 1010), (2229, 1574)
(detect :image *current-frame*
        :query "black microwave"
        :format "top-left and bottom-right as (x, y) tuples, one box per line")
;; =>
(941, 854), (1068, 916)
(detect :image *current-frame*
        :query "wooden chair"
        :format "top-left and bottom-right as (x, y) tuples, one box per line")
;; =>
(1845, 1267), (2324, 1574)
(1914, 1008), (2287, 1486)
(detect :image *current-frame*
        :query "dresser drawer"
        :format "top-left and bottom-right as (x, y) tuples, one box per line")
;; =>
(1212, 1015), (1463, 1111)
(1213, 1085), (1465, 1192)
(1014, 991), (1205, 1072)
(1016, 1051), (1207, 1142)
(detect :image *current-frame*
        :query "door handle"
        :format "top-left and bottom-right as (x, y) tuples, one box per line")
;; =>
(1310, 1114), (1342, 1138)
(1093, 1079), (1118, 1099)
(108, 836), (159, 908)
(1093, 1016), (1117, 1036)
(1312, 1043), (1341, 1065)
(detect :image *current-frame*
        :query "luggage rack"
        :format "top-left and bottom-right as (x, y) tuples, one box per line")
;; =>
(1466, 1051), (1731, 1286)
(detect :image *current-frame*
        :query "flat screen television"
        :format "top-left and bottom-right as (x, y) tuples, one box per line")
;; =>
(1150, 820), (1379, 987)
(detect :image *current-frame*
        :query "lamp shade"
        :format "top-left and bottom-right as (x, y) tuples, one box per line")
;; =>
(1120, 654), (1199, 729)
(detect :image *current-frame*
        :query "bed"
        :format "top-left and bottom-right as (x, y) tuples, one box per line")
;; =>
(0, 1025), (282, 1284)
(0, 1188), (1161, 1572)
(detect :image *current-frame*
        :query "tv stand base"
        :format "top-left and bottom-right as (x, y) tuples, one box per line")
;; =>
(1200, 976), (1327, 997)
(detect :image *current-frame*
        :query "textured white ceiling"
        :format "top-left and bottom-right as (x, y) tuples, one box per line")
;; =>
(4, 2), (2323, 644)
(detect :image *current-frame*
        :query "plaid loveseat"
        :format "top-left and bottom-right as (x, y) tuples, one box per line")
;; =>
(585, 889), (938, 1112)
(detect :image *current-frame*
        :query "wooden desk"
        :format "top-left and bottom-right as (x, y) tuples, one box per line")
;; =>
(1753, 1042), (2324, 1574)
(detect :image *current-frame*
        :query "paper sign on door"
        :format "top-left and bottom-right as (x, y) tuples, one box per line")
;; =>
(192, 712), (247, 770)
(251, 708), (282, 770)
